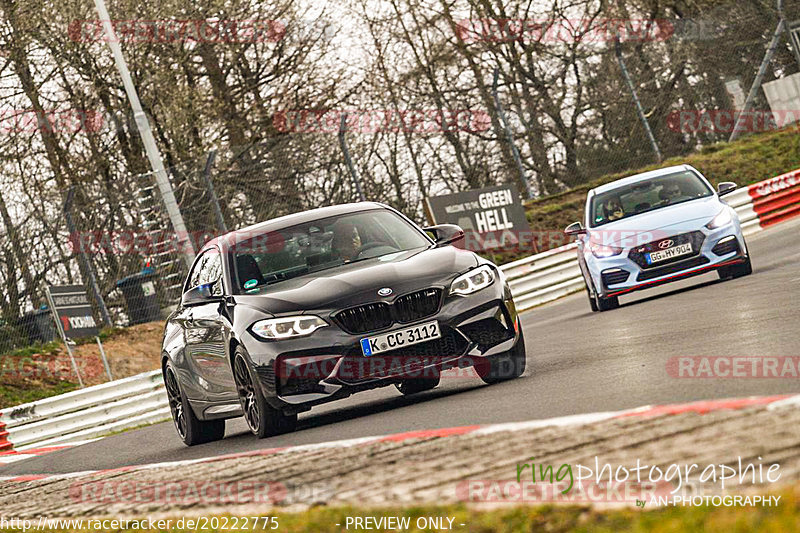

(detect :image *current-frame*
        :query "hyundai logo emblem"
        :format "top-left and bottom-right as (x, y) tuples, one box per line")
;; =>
(378, 287), (393, 297)
(658, 239), (674, 249)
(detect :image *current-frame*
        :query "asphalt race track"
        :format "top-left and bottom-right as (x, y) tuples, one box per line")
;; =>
(4, 217), (800, 475)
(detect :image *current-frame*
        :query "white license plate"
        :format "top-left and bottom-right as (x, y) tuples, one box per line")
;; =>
(646, 243), (692, 264)
(360, 320), (440, 356)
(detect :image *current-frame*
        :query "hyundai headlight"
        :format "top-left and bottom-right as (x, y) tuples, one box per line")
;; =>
(450, 265), (495, 296)
(251, 316), (328, 340)
(589, 242), (623, 258)
(705, 209), (732, 230)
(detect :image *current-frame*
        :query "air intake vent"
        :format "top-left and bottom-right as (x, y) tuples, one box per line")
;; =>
(712, 237), (739, 257)
(602, 269), (630, 288)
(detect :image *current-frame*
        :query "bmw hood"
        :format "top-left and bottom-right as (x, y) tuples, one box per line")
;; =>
(232, 246), (479, 315)
(588, 196), (725, 247)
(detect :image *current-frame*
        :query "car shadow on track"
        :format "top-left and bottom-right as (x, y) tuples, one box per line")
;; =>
(619, 277), (723, 309)
(571, 277), (726, 319)
(300, 385), (488, 430)
(222, 382), (489, 442)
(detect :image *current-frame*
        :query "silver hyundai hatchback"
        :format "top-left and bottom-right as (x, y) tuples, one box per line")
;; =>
(565, 165), (752, 312)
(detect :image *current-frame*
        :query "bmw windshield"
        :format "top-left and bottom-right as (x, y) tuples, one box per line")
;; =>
(230, 209), (431, 294)
(589, 170), (714, 227)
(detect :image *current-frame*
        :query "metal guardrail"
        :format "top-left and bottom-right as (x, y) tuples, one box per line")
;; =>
(501, 171), (799, 311)
(0, 370), (167, 450)
(501, 244), (582, 311)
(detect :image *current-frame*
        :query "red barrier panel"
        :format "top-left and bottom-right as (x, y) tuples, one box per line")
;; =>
(749, 168), (800, 228)
(0, 415), (12, 452)
(749, 168), (800, 199)
(754, 186), (800, 227)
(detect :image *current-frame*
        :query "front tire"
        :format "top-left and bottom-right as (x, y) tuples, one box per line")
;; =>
(595, 293), (619, 311)
(164, 360), (225, 446)
(477, 328), (527, 384)
(233, 349), (297, 439)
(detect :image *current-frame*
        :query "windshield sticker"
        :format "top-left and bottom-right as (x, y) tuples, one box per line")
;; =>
(243, 279), (258, 289)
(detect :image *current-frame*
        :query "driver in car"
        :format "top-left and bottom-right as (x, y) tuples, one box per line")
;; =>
(331, 219), (362, 262)
(604, 198), (624, 222)
(659, 181), (683, 204)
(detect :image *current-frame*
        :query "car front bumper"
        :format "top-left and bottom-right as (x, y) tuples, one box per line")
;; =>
(239, 278), (521, 413)
(586, 221), (748, 299)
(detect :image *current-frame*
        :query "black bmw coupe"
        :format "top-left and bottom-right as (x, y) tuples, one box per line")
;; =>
(162, 202), (527, 445)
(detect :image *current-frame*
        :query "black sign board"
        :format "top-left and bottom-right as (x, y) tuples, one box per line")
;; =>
(46, 285), (99, 339)
(424, 184), (530, 251)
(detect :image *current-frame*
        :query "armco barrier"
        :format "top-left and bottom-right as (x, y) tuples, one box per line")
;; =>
(749, 168), (800, 228)
(501, 169), (800, 311)
(501, 243), (582, 311)
(0, 370), (168, 451)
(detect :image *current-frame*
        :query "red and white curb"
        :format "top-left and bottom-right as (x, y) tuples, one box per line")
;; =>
(0, 394), (794, 483)
(0, 446), (76, 466)
(0, 439), (99, 467)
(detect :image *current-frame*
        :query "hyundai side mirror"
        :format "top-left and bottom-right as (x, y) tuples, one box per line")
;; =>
(564, 222), (587, 236)
(717, 182), (737, 196)
(182, 282), (222, 306)
(424, 224), (465, 246)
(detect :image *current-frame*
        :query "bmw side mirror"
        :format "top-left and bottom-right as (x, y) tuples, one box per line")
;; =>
(424, 224), (465, 246)
(182, 283), (222, 306)
(717, 182), (737, 196)
(564, 222), (587, 236)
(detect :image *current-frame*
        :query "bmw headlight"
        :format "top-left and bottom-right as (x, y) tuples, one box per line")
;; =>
(705, 209), (733, 229)
(251, 316), (328, 340)
(589, 242), (623, 258)
(450, 265), (495, 296)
